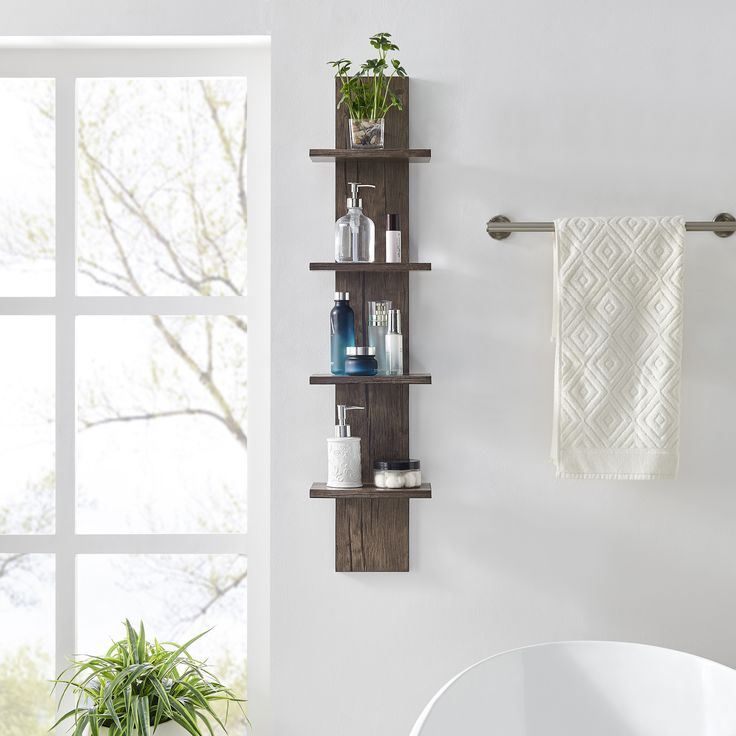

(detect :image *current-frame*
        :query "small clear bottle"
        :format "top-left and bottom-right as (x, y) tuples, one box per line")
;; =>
(334, 182), (376, 263)
(367, 300), (392, 374)
(385, 308), (404, 375)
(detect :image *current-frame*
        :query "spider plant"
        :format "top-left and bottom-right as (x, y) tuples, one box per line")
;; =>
(51, 620), (245, 736)
(328, 31), (408, 121)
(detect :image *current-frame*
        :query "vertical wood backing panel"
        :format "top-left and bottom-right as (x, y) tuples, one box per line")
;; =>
(335, 83), (349, 147)
(383, 77), (409, 148)
(357, 159), (387, 263)
(368, 384), (409, 463)
(335, 498), (409, 572)
(331, 77), (413, 572)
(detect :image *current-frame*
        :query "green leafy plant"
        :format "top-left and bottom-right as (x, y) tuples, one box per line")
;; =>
(328, 31), (408, 120)
(52, 620), (245, 736)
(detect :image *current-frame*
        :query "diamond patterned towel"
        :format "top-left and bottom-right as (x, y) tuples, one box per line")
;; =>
(552, 216), (685, 479)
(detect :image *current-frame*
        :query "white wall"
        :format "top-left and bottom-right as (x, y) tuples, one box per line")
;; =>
(0, 0), (269, 36)
(271, 0), (736, 734)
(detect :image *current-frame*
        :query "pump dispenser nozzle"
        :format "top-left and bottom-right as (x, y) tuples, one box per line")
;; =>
(335, 404), (364, 437)
(347, 182), (375, 209)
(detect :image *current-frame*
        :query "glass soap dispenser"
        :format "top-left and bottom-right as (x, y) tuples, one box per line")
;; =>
(334, 182), (376, 263)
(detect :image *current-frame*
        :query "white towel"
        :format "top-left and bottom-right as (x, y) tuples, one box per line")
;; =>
(552, 216), (685, 479)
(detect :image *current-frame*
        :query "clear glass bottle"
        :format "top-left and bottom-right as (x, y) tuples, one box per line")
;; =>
(385, 308), (404, 376)
(330, 292), (356, 375)
(367, 300), (392, 374)
(334, 182), (376, 263)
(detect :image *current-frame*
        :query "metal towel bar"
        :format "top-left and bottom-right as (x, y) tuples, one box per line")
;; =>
(486, 213), (736, 240)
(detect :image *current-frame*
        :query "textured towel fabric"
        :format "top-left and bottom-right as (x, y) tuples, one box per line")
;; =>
(552, 216), (685, 479)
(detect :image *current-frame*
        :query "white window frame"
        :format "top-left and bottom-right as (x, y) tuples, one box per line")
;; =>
(0, 36), (271, 733)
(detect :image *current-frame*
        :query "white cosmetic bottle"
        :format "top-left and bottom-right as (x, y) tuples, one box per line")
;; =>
(327, 404), (364, 488)
(386, 213), (401, 263)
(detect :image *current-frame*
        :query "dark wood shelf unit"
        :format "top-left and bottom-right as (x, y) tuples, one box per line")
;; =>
(309, 77), (431, 573)
(310, 262), (432, 272)
(310, 148), (431, 162)
(310, 373), (432, 386)
(310, 483), (432, 499)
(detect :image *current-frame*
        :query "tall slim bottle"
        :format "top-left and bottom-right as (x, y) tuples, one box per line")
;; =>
(330, 292), (356, 375)
(385, 308), (404, 375)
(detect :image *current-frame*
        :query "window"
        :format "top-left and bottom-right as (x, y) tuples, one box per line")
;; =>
(0, 38), (269, 736)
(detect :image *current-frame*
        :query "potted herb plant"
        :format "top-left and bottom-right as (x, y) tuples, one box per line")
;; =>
(329, 31), (407, 149)
(52, 620), (246, 736)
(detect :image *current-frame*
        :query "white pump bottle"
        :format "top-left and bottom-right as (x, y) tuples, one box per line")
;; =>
(327, 404), (364, 488)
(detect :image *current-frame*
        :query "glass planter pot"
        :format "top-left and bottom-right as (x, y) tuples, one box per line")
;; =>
(349, 118), (384, 149)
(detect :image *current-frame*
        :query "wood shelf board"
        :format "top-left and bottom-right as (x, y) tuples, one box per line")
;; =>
(309, 262), (432, 272)
(310, 148), (431, 162)
(310, 373), (432, 385)
(311, 483), (431, 499)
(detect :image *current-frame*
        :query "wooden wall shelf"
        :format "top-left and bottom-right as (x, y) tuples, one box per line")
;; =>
(309, 262), (432, 272)
(310, 374), (432, 386)
(309, 77), (431, 573)
(310, 483), (432, 499)
(309, 148), (431, 162)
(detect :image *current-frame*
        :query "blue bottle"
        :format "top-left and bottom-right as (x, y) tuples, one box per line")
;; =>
(330, 291), (356, 375)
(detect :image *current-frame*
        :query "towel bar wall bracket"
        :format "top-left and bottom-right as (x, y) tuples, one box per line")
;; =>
(486, 212), (736, 239)
(713, 212), (736, 238)
(487, 214), (512, 240)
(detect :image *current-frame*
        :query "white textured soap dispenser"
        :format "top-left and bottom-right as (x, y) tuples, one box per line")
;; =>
(327, 404), (364, 488)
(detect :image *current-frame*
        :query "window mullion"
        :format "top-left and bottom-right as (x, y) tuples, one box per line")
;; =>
(75, 534), (248, 554)
(54, 73), (77, 698)
(0, 296), (248, 316)
(0, 534), (247, 555)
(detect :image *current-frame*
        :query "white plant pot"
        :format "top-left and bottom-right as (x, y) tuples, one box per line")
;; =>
(99, 722), (188, 735)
